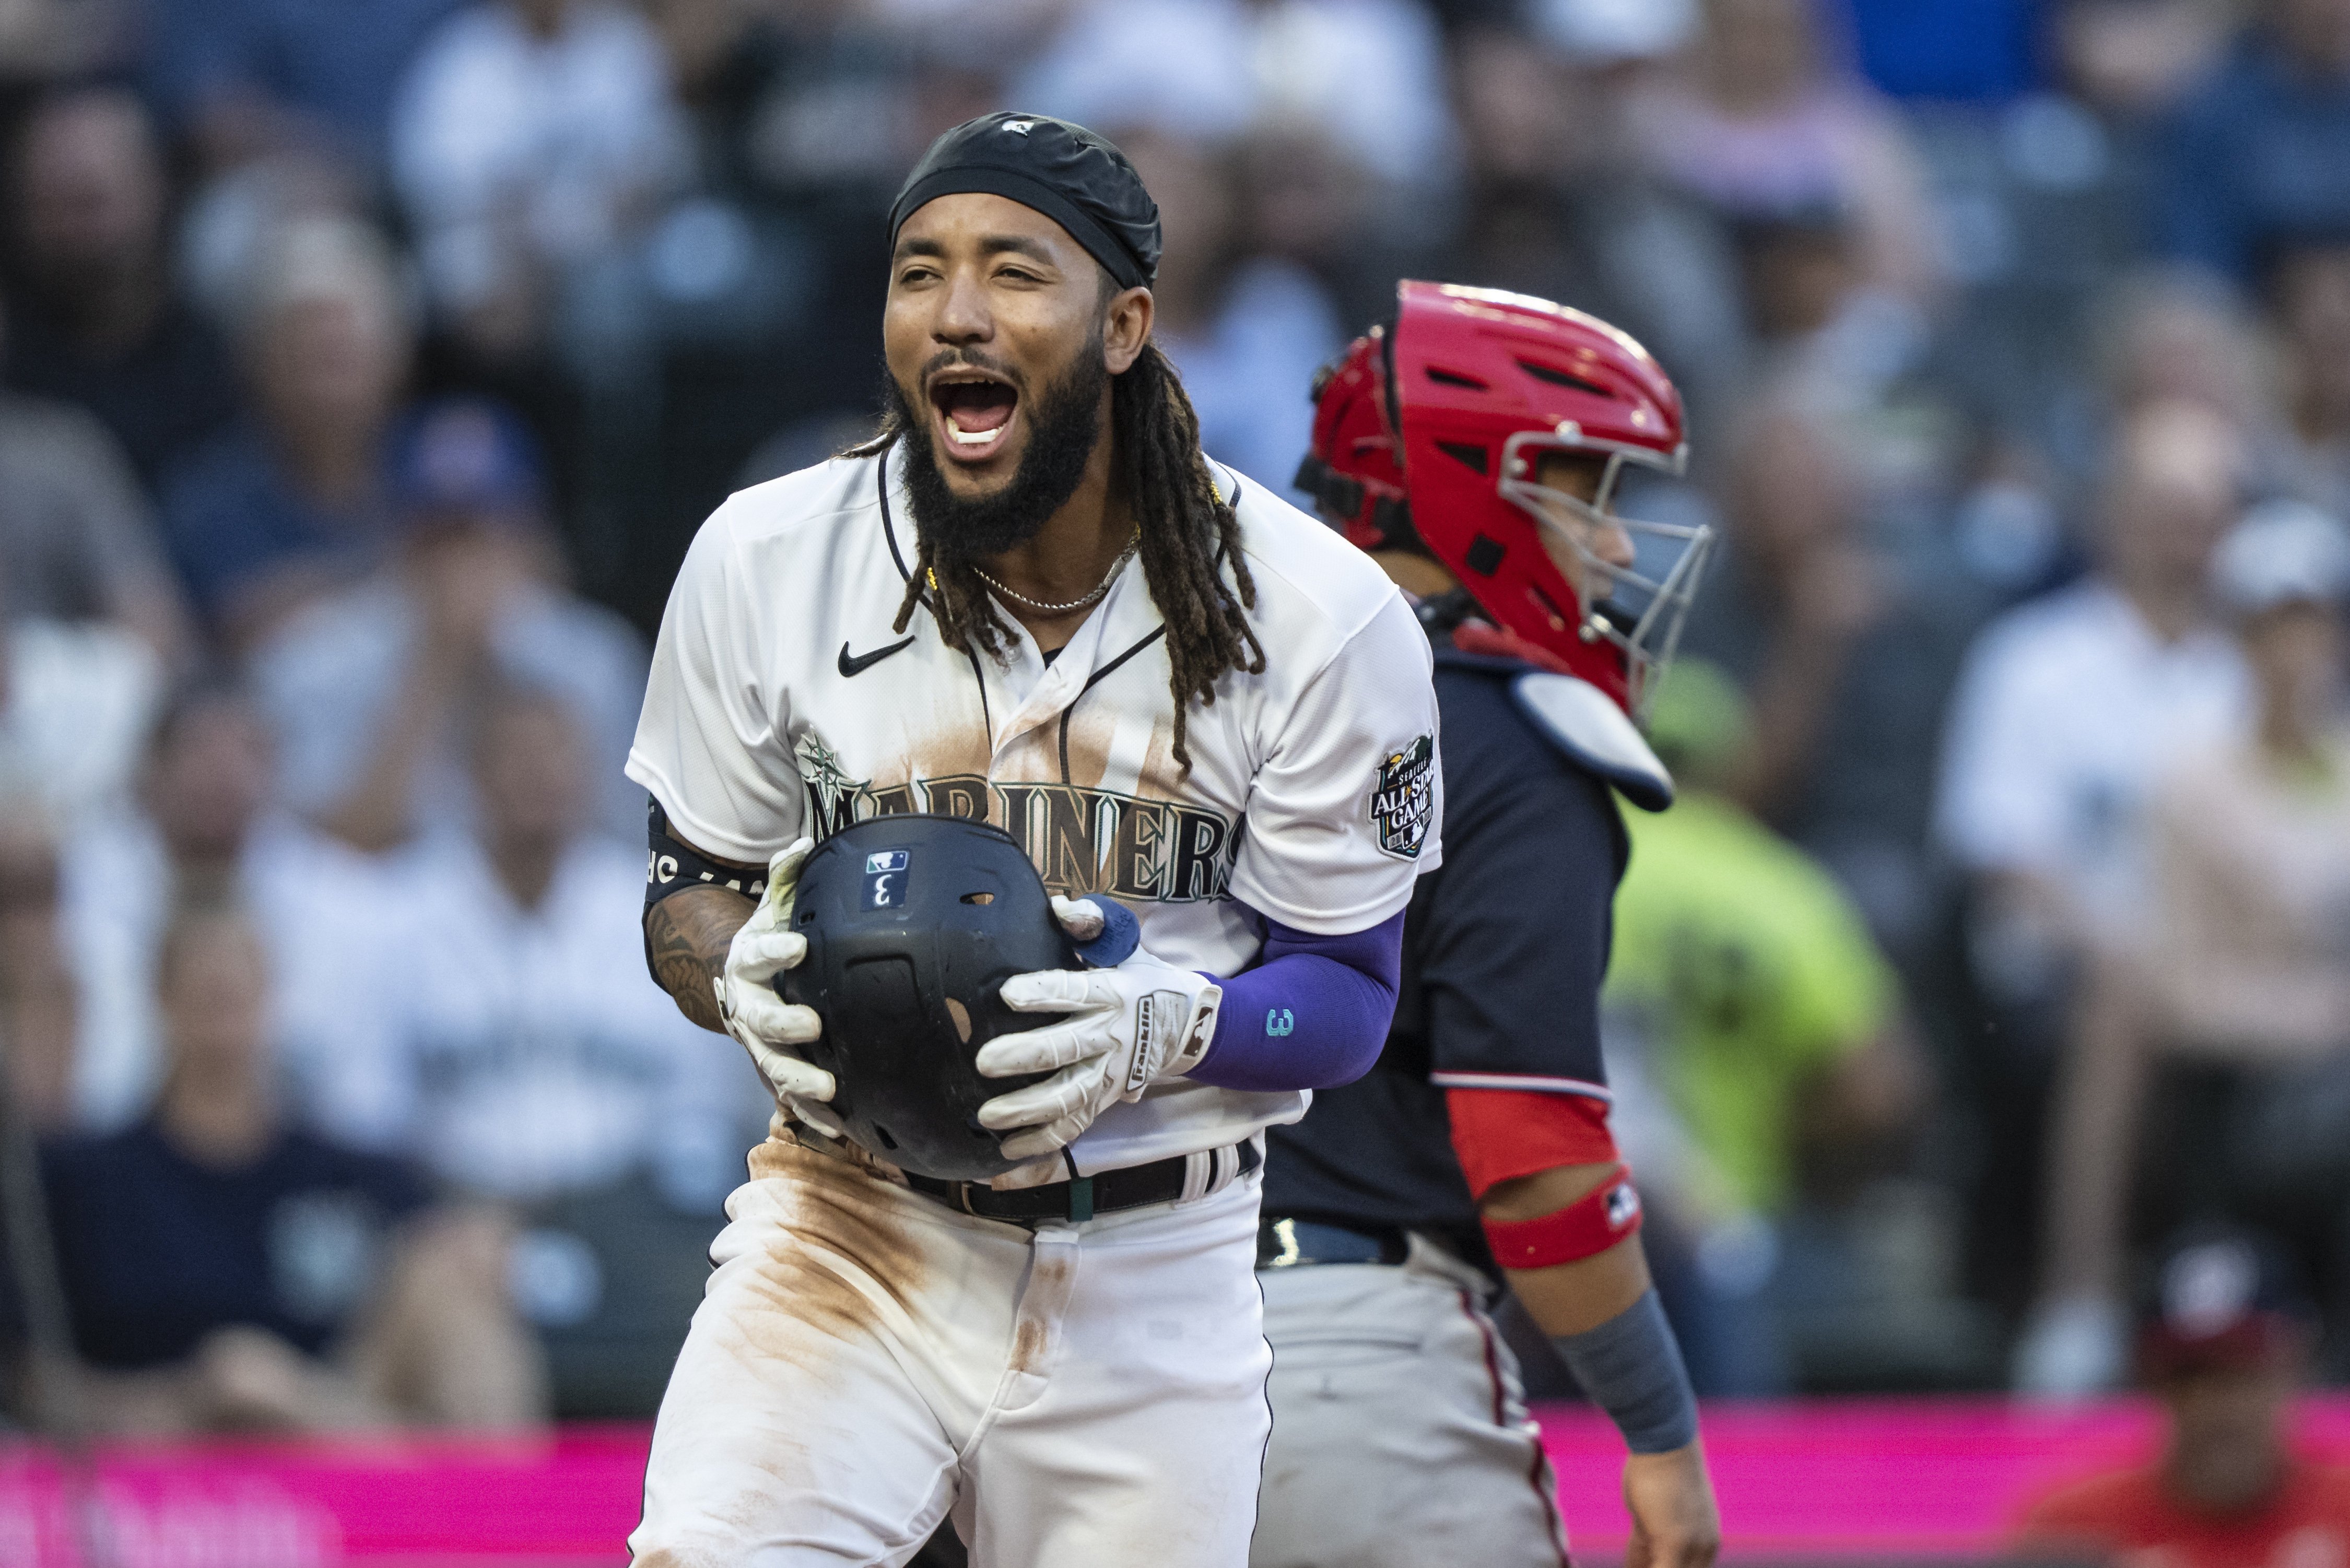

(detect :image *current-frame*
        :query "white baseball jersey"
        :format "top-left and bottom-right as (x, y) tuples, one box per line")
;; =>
(627, 441), (1442, 1175)
(311, 834), (763, 1203)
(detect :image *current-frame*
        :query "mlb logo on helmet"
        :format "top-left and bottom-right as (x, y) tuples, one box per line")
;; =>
(864, 849), (911, 909)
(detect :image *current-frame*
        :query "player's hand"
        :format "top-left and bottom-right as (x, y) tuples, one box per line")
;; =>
(972, 954), (1222, 1160)
(1622, 1443), (1721, 1568)
(717, 838), (838, 1126)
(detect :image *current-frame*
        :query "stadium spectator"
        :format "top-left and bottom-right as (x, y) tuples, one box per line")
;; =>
(2093, 270), (2273, 434)
(1631, 0), (1945, 311)
(309, 682), (752, 1414)
(142, 0), (466, 177)
(1116, 126), (1343, 500)
(62, 677), (395, 1133)
(2015, 1228), (2350, 1564)
(313, 681), (743, 1205)
(1937, 400), (2248, 1316)
(2026, 501), (2350, 1394)
(2153, 0), (2350, 283)
(0, 600), (157, 1124)
(2266, 241), (2350, 515)
(1676, 400), (1980, 950)
(248, 398), (647, 853)
(1442, 21), (1746, 445)
(0, 97), (198, 663)
(158, 216), (414, 650)
(1679, 406), (1882, 821)
(0, 374), (189, 661)
(389, 0), (690, 366)
(1604, 658), (1924, 1391)
(0, 808), (75, 1131)
(3, 88), (241, 498)
(0, 560), (163, 829)
(1014, 0), (1459, 191)
(2044, 272), (2288, 522)
(0, 0), (137, 80)
(2055, 0), (2243, 119)
(42, 902), (545, 1433)
(1938, 400), (2249, 973)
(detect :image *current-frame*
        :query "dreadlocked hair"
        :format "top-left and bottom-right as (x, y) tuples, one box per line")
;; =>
(867, 341), (1264, 771)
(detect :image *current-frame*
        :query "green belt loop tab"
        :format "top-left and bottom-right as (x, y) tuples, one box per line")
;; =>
(1065, 1175), (1095, 1224)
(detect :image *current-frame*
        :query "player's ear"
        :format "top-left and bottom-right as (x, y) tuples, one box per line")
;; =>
(1101, 281), (1152, 375)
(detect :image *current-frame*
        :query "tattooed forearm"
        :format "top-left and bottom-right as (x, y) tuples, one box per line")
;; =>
(647, 884), (757, 1033)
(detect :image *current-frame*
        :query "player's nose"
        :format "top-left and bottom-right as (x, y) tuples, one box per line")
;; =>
(1596, 518), (1636, 570)
(931, 266), (994, 345)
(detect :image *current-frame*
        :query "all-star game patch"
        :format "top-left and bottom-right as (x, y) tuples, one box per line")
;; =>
(1370, 735), (1436, 859)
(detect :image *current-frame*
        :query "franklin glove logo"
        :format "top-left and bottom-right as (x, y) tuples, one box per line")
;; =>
(1133, 992), (1188, 1093)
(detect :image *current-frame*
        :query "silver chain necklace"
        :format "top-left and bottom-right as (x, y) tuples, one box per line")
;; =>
(971, 533), (1141, 615)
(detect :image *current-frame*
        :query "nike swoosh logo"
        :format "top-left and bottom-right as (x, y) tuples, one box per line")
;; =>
(838, 636), (916, 677)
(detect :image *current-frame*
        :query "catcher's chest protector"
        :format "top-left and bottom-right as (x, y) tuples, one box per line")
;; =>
(783, 816), (1071, 1180)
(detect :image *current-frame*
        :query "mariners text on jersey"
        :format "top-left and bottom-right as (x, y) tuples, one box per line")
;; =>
(626, 442), (1444, 1173)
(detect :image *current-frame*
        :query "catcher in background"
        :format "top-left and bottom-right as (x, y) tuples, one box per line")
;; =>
(625, 114), (1440, 1566)
(1260, 282), (1721, 1568)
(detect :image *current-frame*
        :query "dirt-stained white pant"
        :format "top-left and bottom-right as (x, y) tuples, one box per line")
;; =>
(1250, 1235), (1572, 1568)
(630, 1130), (1272, 1567)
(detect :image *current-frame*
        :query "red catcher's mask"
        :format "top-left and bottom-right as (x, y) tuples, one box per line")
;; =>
(1298, 281), (1711, 716)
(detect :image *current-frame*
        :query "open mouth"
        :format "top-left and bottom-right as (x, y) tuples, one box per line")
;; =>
(928, 371), (1019, 465)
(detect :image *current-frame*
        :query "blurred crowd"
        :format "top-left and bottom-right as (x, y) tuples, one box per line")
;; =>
(0, 0), (2343, 1432)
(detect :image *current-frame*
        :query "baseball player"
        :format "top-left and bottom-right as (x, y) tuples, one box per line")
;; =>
(624, 113), (1441, 1566)
(1256, 282), (1722, 1568)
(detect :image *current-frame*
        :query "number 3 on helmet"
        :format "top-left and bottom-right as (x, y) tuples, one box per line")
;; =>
(1297, 280), (1712, 719)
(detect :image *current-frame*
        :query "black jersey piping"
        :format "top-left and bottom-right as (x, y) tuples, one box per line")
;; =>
(1057, 623), (1169, 783)
(874, 444), (995, 739)
(1051, 463), (1243, 781)
(876, 441), (921, 600)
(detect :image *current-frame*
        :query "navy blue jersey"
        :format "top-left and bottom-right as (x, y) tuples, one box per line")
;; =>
(1263, 646), (1627, 1264)
(43, 1121), (434, 1370)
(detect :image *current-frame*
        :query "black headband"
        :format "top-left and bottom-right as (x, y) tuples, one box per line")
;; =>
(888, 112), (1160, 291)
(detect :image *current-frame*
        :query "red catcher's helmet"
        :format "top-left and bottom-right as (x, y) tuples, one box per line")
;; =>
(1298, 281), (1711, 716)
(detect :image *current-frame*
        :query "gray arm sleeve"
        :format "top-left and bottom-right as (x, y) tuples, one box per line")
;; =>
(1549, 1288), (1700, 1454)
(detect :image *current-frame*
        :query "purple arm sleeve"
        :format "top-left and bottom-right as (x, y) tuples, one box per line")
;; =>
(1184, 907), (1406, 1093)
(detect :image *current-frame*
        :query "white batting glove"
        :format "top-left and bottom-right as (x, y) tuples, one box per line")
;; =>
(974, 899), (1222, 1161)
(715, 838), (840, 1130)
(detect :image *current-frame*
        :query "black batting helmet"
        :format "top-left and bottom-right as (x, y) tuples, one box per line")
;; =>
(782, 816), (1072, 1181)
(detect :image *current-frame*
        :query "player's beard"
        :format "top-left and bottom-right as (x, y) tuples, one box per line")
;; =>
(890, 329), (1110, 564)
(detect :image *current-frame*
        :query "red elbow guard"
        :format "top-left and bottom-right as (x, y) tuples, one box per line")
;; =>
(1481, 1163), (1643, 1270)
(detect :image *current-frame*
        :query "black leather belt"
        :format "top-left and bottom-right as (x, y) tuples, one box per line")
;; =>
(1257, 1216), (1409, 1268)
(904, 1139), (1260, 1227)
